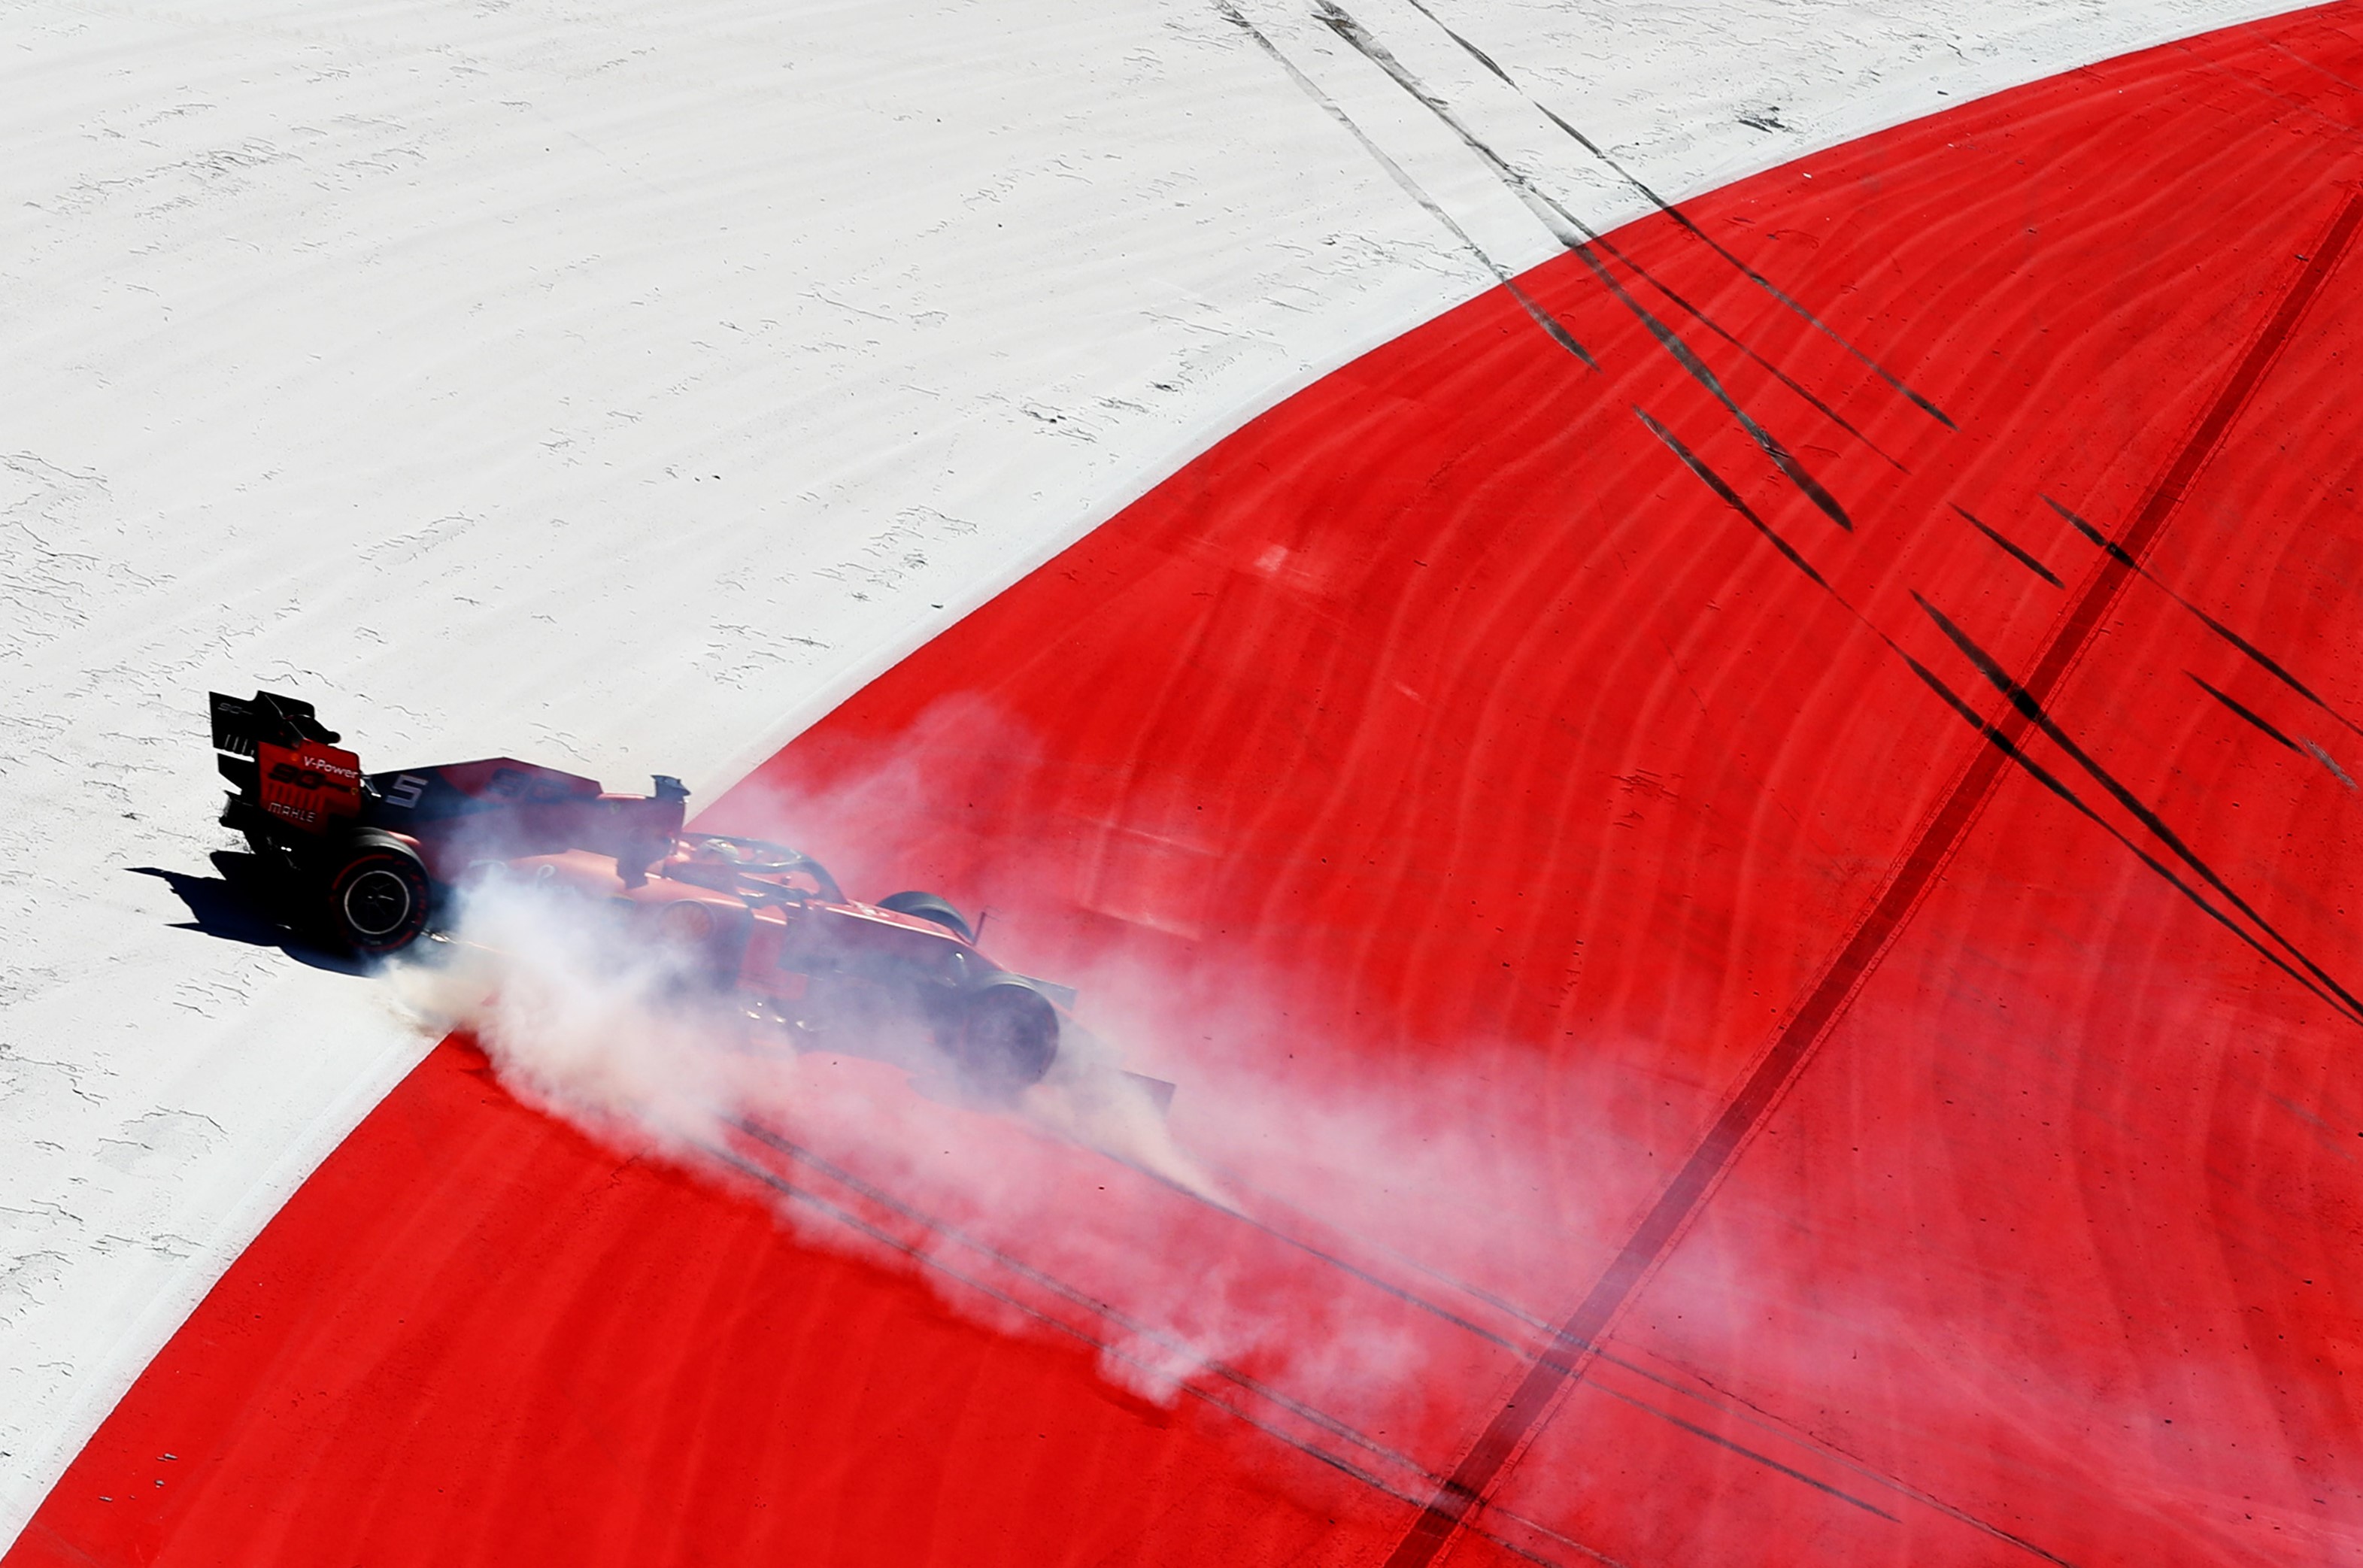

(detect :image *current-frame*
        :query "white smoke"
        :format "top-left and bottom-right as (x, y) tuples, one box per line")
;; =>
(384, 865), (1594, 1433)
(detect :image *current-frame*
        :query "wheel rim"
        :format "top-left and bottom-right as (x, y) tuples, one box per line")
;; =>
(343, 866), (416, 939)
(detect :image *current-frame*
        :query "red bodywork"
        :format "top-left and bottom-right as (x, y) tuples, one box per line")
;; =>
(491, 836), (1054, 1061)
(252, 739), (364, 832)
(208, 692), (1069, 1080)
(358, 757), (691, 884)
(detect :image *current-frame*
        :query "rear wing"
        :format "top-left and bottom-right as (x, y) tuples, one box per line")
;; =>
(209, 689), (341, 756)
(208, 689), (689, 861)
(210, 690), (363, 836)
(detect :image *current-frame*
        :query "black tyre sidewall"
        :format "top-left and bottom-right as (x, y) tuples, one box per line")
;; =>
(876, 890), (974, 943)
(328, 847), (431, 955)
(956, 984), (1057, 1091)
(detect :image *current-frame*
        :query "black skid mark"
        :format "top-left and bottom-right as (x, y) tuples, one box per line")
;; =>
(1916, 593), (2363, 1022)
(1194, 1152), (2052, 1560)
(1634, 407), (1828, 587)
(1634, 415), (2354, 1022)
(1207, 1), (1596, 368)
(1388, 194), (2363, 1568)
(1315, 0), (1856, 532)
(1895, 652), (2357, 1021)
(2046, 494), (2362, 741)
(1287, 0), (1899, 472)
(2189, 672), (2303, 752)
(1953, 504), (2061, 586)
(2301, 737), (2358, 791)
(1592, 226), (1909, 472)
(1585, 1381), (1899, 1521)
(1390, 0), (1958, 432)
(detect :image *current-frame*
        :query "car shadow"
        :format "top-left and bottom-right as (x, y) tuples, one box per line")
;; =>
(126, 853), (373, 975)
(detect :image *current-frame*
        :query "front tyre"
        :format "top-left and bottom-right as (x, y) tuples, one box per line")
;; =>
(954, 981), (1058, 1093)
(877, 890), (974, 943)
(326, 841), (432, 955)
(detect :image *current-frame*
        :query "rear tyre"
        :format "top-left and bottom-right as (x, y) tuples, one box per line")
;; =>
(877, 890), (975, 943)
(954, 982), (1058, 1092)
(326, 840), (432, 955)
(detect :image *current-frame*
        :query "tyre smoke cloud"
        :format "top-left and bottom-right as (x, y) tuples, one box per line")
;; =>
(384, 728), (1622, 1466)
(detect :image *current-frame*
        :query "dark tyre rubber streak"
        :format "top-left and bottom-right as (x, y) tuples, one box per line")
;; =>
(1385, 187), (2363, 1568)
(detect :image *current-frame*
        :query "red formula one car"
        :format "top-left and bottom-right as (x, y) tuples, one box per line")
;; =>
(207, 690), (1067, 1087)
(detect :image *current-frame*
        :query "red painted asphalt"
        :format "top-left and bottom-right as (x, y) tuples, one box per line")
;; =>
(15, 8), (2363, 1563)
